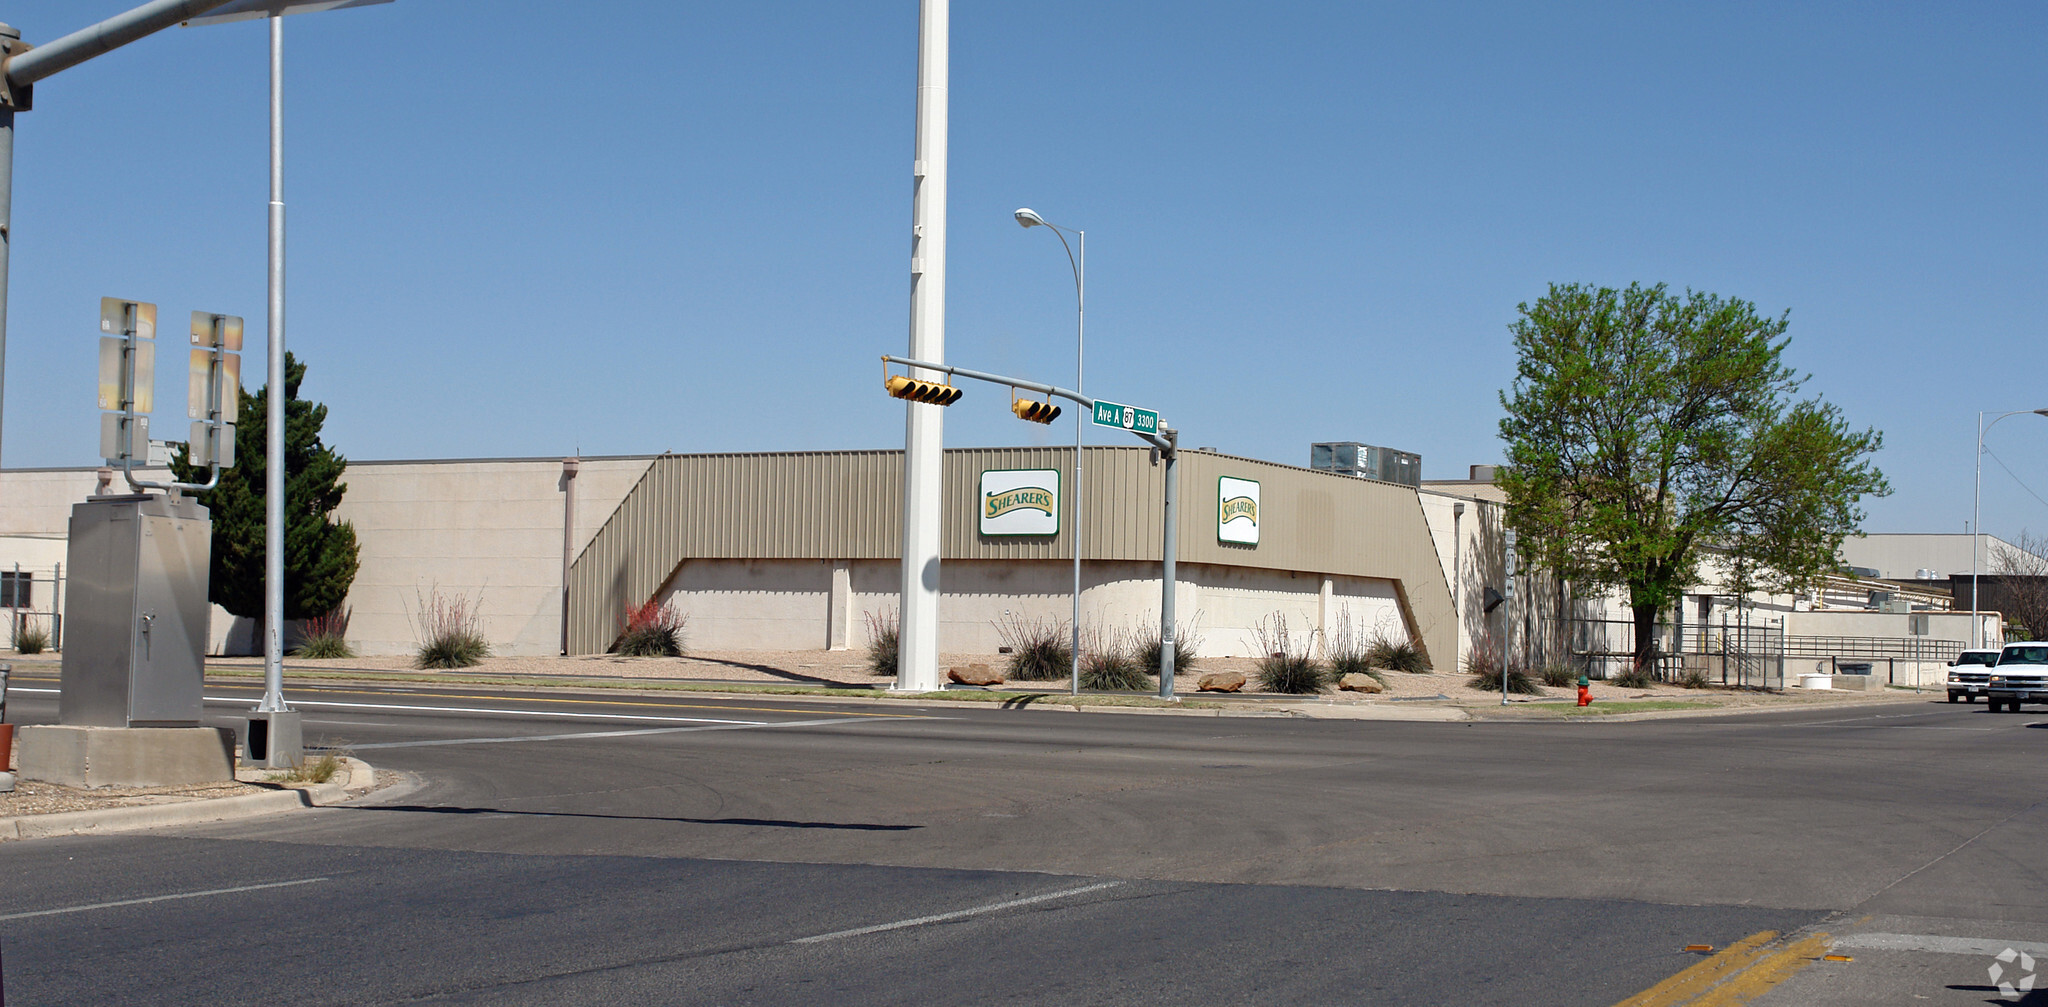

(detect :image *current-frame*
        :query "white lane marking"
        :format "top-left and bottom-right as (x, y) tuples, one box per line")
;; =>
(246, 699), (764, 726)
(0, 877), (329, 922)
(10, 687), (57, 694)
(790, 881), (1125, 944)
(1834, 932), (2048, 957)
(344, 717), (903, 751)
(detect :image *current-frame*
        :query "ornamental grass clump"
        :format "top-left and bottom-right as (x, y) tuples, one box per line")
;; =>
(295, 606), (354, 659)
(1325, 609), (1385, 687)
(1365, 632), (1430, 673)
(615, 599), (687, 657)
(1134, 615), (1204, 677)
(1538, 663), (1579, 689)
(1464, 634), (1541, 695)
(1612, 661), (1656, 690)
(12, 617), (48, 655)
(1079, 625), (1152, 692)
(1252, 613), (1326, 694)
(864, 610), (899, 677)
(996, 613), (1072, 681)
(411, 586), (489, 670)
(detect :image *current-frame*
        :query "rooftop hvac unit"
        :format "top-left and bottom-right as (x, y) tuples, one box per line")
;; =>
(1309, 442), (1421, 486)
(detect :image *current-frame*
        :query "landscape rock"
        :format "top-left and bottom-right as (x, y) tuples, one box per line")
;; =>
(948, 664), (1005, 686)
(1197, 671), (1246, 693)
(1337, 672), (1384, 693)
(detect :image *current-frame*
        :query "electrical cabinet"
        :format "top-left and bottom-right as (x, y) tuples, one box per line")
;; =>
(58, 494), (212, 728)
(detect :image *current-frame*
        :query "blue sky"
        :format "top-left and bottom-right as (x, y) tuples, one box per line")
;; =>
(5, 2), (2045, 539)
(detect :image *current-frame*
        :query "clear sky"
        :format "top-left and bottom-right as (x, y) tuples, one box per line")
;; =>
(5, 2), (2044, 541)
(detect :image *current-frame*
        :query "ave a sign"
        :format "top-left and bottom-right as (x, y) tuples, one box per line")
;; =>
(1091, 399), (1158, 435)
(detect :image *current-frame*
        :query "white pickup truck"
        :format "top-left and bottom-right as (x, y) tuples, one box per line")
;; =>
(1986, 642), (2048, 712)
(1947, 648), (2001, 703)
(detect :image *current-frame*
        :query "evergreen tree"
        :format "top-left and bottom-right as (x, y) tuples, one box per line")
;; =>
(172, 351), (360, 622)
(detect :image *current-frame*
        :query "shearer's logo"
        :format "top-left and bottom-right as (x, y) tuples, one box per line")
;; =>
(985, 487), (1055, 520)
(1220, 495), (1258, 524)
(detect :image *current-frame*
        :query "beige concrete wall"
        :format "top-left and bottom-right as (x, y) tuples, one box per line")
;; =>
(1839, 533), (2013, 579)
(651, 556), (1415, 661)
(335, 457), (653, 657)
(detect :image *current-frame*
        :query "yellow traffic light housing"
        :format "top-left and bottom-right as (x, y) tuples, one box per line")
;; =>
(885, 373), (963, 406)
(1011, 395), (1061, 424)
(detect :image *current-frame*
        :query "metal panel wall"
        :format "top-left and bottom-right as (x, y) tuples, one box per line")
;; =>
(566, 446), (1454, 661)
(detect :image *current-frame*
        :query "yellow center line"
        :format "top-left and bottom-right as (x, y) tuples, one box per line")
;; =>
(1612, 930), (1833, 1007)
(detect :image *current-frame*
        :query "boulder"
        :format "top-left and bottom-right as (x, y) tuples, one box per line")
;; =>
(1197, 671), (1246, 693)
(1337, 672), (1384, 693)
(948, 664), (1005, 686)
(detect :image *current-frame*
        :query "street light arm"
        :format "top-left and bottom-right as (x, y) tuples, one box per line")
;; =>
(4, 0), (240, 86)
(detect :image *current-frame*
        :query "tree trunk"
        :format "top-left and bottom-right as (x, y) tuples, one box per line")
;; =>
(1632, 601), (1659, 674)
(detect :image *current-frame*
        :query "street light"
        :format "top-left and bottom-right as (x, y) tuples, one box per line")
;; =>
(184, 0), (394, 763)
(1014, 207), (1086, 695)
(1971, 407), (2048, 647)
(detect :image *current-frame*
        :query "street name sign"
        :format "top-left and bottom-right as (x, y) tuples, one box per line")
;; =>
(1091, 399), (1158, 435)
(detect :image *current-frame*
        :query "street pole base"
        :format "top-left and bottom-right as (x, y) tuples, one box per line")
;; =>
(241, 710), (303, 769)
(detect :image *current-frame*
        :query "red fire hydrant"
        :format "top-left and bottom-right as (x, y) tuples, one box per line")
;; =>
(1577, 674), (1592, 707)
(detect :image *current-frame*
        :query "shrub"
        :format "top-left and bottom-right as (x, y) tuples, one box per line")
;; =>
(996, 613), (1072, 681)
(1538, 663), (1579, 689)
(615, 599), (686, 657)
(1365, 633), (1431, 673)
(271, 751), (343, 785)
(1464, 635), (1542, 695)
(13, 618), (48, 655)
(1134, 615), (1204, 677)
(1324, 609), (1384, 686)
(411, 586), (489, 669)
(1252, 612), (1327, 694)
(864, 610), (899, 677)
(1677, 667), (1712, 690)
(1079, 626), (1152, 692)
(295, 606), (353, 659)
(1612, 661), (1655, 689)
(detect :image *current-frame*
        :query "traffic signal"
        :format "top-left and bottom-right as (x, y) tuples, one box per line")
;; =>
(1012, 397), (1061, 424)
(885, 374), (963, 405)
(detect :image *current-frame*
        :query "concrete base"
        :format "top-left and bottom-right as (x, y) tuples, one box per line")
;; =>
(240, 710), (304, 769)
(1829, 674), (1880, 692)
(18, 725), (236, 789)
(0, 771), (14, 793)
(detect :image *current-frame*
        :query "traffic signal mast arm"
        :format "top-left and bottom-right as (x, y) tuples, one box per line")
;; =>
(881, 354), (1173, 452)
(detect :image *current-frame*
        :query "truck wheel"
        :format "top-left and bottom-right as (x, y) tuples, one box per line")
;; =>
(1948, 693), (1961, 703)
(1989, 699), (2007, 712)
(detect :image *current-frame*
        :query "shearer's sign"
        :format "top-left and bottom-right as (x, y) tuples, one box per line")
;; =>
(1218, 476), (1261, 545)
(979, 468), (1060, 537)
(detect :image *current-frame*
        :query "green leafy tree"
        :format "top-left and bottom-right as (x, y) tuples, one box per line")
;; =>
(1497, 282), (1889, 667)
(172, 352), (360, 632)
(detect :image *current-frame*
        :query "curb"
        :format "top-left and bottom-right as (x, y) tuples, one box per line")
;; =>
(0, 756), (375, 842)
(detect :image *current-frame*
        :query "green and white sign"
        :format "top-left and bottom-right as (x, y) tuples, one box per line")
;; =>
(979, 468), (1061, 537)
(1218, 476), (1261, 545)
(1091, 399), (1159, 435)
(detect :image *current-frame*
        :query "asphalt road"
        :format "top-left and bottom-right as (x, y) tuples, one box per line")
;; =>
(1, 676), (2043, 1005)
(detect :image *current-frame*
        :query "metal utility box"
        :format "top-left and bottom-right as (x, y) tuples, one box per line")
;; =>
(58, 494), (212, 728)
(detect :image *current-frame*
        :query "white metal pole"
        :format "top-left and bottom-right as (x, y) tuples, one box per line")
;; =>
(257, 13), (287, 712)
(1972, 410), (1984, 649)
(1069, 228), (1083, 695)
(895, 0), (948, 692)
(1157, 428), (1177, 699)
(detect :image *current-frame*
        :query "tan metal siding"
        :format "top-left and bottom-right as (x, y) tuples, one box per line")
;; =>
(566, 446), (1454, 662)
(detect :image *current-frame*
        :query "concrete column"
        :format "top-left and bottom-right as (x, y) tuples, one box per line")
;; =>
(1317, 576), (1334, 656)
(828, 560), (852, 650)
